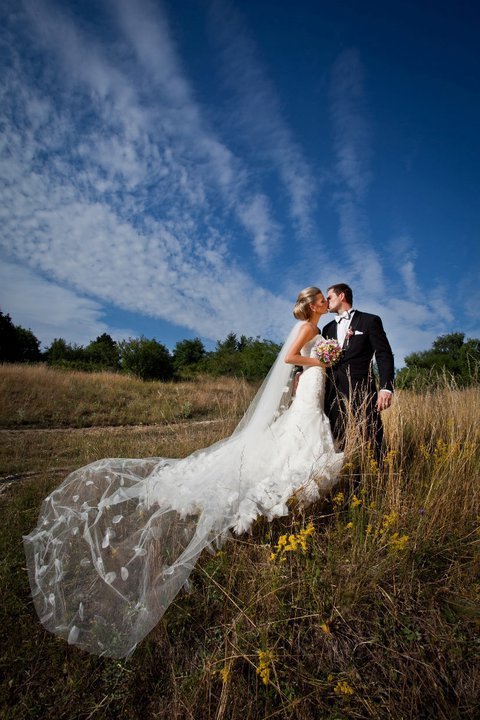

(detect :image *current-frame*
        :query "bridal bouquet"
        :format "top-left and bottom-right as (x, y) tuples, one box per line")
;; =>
(313, 337), (343, 366)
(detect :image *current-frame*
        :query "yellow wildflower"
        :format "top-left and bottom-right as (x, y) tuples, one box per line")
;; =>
(285, 534), (298, 551)
(256, 649), (275, 686)
(333, 492), (344, 507)
(334, 680), (354, 696)
(389, 532), (409, 551)
(219, 666), (230, 683)
(433, 438), (449, 466)
(419, 443), (430, 460)
(346, 522), (353, 529)
(320, 623), (330, 634)
(366, 523), (373, 536)
(351, 494), (361, 508)
(435, 438), (447, 454)
(384, 449), (396, 466)
(270, 523), (315, 560)
(380, 510), (398, 535)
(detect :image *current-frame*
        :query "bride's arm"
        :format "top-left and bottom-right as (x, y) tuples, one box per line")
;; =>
(284, 325), (323, 367)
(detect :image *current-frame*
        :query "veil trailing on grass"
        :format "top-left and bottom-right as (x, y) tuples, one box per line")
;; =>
(24, 322), (342, 658)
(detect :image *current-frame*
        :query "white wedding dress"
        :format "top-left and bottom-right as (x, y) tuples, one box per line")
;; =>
(24, 324), (343, 658)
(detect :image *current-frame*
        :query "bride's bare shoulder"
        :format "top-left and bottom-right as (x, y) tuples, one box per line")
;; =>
(294, 322), (318, 344)
(302, 321), (320, 334)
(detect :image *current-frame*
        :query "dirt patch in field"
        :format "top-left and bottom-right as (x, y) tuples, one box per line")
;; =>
(0, 418), (223, 436)
(0, 419), (231, 493)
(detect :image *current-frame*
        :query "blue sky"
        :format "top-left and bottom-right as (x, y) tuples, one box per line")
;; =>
(1, 0), (479, 365)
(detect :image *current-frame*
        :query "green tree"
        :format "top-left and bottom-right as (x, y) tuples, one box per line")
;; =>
(0, 312), (16, 362)
(216, 333), (239, 354)
(432, 332), (465, 355)
(119, 337), (174, 381)
(236, 337), (281, 380)
(396, 332), (480, 388)
(84, 333), (120, 370)
(0, 311), (41, 362)
(172, 338), (206, 374)
(45, 338), (84, 365)
(205, 333), (242, 376)
(15, 327), (42, 362)
(203, 332), (281, 380)
(237, 334), (249, 352)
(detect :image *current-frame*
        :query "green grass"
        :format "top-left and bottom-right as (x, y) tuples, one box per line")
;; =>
(1, 369), (479, 719)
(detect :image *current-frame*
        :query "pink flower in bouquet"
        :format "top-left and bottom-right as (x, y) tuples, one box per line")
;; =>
(313, 337), (343, 366)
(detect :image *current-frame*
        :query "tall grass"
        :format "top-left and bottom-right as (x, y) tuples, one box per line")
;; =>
(0, 364), (254, 428)
(1, 369), (479, 719)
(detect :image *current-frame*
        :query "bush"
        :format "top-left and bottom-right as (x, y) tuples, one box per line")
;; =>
(202, 333), (281, 380)
(237, 338), (281, 380)
(45, 338), (85, 365)
(119, 336), (174, 381)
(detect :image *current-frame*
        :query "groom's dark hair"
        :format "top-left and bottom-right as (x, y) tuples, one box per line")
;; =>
(328, 283), (353, 305)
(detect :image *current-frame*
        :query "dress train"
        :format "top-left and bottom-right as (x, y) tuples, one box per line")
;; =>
(23, 325), (343, 657)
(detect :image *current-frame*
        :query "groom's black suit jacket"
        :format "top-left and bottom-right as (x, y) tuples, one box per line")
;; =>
(322, 310), (394, 396)
(322, 311), (394, 447)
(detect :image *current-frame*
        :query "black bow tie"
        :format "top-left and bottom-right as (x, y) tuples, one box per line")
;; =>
(335, 310), (353, 323)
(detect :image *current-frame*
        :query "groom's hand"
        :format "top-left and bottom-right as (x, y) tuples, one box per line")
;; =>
(377, 390), (393, 412)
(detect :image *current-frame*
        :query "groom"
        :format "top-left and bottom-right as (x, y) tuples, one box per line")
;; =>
(322, 283), (394, 458)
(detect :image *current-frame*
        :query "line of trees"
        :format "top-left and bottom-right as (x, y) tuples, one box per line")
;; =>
(395, 332), (480, 389)
(0, 311), (281, 381)
(2, 310), (479, 385)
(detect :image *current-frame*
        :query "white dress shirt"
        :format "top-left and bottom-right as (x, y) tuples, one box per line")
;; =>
(335, 309), (355, 346)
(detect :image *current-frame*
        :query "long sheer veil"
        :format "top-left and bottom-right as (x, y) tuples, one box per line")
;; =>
(23, 323), (304, 658)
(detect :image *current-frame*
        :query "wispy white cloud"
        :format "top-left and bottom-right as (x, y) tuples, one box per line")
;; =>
(326, 49), (462, 362)
(0, 0), (293, 344)
(1, 2), (470, 364)
(399, 259), (417, 297)
(328, 49), (386, 297)
(237, 194), (280, 265)
(0, 260), (134, 348)
(111, 0), (282, 260)
(208, 0), (316, 241)
(0, 161), (291, 341)
(387, 234), (424, 301)
(330, 49), (372, 201)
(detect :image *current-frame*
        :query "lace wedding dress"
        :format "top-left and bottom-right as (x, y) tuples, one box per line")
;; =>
(24, 324), (343, 658)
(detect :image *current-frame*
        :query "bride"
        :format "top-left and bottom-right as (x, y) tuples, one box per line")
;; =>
(24, 287), (343, 658)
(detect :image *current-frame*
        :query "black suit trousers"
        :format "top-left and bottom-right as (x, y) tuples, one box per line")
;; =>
(325, 366), (383, 460)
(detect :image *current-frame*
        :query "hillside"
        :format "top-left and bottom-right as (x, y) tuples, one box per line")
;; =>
(1, 366), (479, 719)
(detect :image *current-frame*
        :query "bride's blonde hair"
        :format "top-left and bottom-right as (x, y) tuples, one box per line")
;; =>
(293, 286), (322, 321)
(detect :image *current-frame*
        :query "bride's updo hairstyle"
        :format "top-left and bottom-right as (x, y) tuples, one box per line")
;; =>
(293, 286), (322, 321)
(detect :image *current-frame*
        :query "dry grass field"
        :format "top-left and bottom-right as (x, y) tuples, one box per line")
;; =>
(0, 364), (255, 429)
(1, 365), (479, 719)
